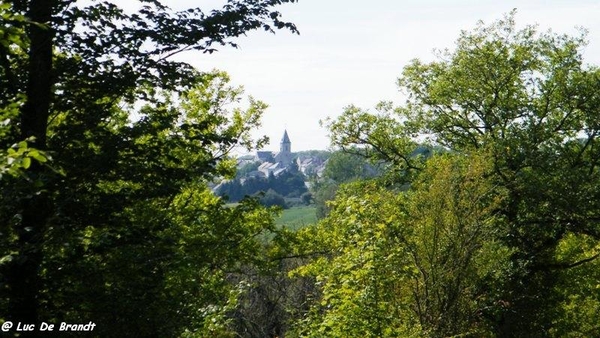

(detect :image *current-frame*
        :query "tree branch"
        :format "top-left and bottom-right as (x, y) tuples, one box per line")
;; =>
(546, 252), (600, 270)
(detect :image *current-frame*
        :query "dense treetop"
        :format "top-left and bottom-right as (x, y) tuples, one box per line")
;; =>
(1, 0), (298, 335)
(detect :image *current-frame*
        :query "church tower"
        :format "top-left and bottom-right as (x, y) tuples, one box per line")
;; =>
(280, 129), (291, 154)
(274, 130), (292, 166)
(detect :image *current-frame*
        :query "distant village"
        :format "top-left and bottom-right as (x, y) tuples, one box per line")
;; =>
(235, 130), (328, 180)
(212, 130), (330, 203)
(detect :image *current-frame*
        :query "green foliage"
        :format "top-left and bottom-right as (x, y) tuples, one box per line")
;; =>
(0, 137), (49, 179)
(258, 189), (287, 208)
(310, 149), (379, 219)
(5, 71), (276, 336)
(404, 153), (509, 336)
(1, 0), (299, 333)
(312, 181), (337, 219)
(323, 150), (376, 183)
(549, 233), (600, 336)
(395, 11), (600, 334)
(296, 11), (600, 336)
(217, 166), (307, 202)
(0, 96), (50, 179)
(290, 153), (508, 337)
(323, 103), (422, 179)
(291, 181), (416, 337)
(5, 2), (600, 336)
(300, 192), (313, 206)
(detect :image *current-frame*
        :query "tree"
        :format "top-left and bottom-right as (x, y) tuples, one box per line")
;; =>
(403, 153), (509, 336)
(217, 163), (307, 202)
(274, 166), (307, 197)
(322, 11), (600, 335)
(301, 191), (312, 205)
(291, 181), (415, 337)
(290, 152), (508, 337)
(322, 150), (376, 183)
(1, 69), (283, 336)
(258, 189), (287, 208)
(311, 149), (379, 219)
(398, 12), (600, 334)
(0, 0), (297, 332)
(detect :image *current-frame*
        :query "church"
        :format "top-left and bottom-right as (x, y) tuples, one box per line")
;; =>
(231, 129), (327, 183)
(274, 129), (293, 165)
(255, 130), (294, 177)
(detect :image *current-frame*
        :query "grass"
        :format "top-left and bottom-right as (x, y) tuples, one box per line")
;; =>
(225, 203), (317, 231)
(276, 206), (317, 230)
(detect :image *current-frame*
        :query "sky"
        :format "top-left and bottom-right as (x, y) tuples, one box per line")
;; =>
(133, 1), (600, 152)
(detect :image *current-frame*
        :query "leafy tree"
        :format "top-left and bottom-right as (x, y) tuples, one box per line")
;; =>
(300, 191), (312, 205)
(404, 153), (509, 336)
(291, 153), (508, 337)
(1, 70), (281, 336)
(0, 0), (297, 333)
(549, 233), (600, 336)
(311, 149), (379, 219)
(322, 150), (375, 183)
(324, 103), (422, 180)
(321, 11), (600, 335)
(398, 12), (600, 334)
(292, 181), (415, 337)
(312, 181), (337, 219)
(275, 166), (307, 197)
(258, 188), (287, 208)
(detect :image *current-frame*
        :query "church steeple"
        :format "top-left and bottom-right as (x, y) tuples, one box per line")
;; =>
(280, 129), (291, 153)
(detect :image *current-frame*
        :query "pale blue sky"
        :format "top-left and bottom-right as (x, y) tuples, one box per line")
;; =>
(135, 1), (600, 151)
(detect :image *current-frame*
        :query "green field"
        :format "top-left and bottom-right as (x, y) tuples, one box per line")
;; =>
(276, 206), (317, 230)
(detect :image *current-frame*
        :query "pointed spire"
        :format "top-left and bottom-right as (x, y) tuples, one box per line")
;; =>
(280, 129), (291, 154)
(281, 129), (290, 144)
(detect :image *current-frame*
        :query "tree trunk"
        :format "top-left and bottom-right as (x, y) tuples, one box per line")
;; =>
(7, 0), (54, 326)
